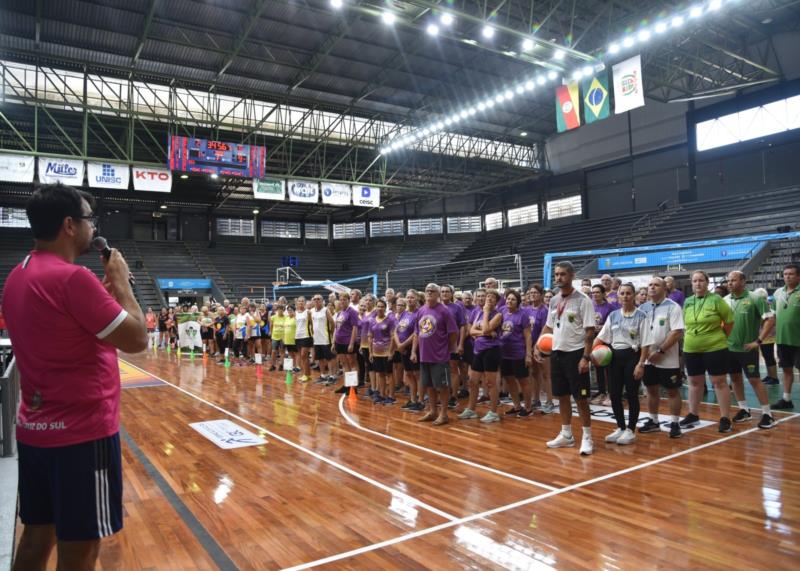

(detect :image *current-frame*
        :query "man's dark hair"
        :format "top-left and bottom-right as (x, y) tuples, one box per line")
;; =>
(554, 261), (575, 274)
(785, 263), (800, 274)
(26, 183), (95, 241)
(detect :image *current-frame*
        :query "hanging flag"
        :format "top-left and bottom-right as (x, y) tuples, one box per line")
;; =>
(581, 72), (610, 124)
(613, 55), (645, 114)
(555, 83), (581, 133)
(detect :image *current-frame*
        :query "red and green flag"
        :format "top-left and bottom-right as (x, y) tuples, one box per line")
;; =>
(581, 72), (610, 124)
(555, 83), (581, 133)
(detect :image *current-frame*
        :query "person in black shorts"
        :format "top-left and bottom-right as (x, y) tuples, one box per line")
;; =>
(534, 261), (597, 455)
(459, 289), (503, 423)
(639, 277), (686, 438)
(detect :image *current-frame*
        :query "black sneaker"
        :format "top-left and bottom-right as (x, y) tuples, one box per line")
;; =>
(732, 409), (752, 423)
(447, 397), (457, 409)
(639, 418), (661, 433)
(505, 408), (521, 416)
(762, 376), (779, 385)
(410, 402), (425, 412)
(718, 417), (732, 433)
(334, 386), (348, 394)
(772, 398), (794, 410)
(669, 422), (681, 438)
(679, 413), (700, 428)
(517, 408), (531, 418)
(400, 400), (414, 410)
(758, 414), (777, 429)
(457, 388), (469, 399)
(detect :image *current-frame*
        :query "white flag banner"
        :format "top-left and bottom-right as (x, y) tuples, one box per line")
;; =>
(0, 153), (35, 183)
(253, 178), (285, 201)
(613, 54), (645, 114)
(287, 180), (319, 203)
(352, 185), (380, 208)
(132, 166), (172, 192)
(321, 182), (351, 206)
(87, 162), (130, 189)
(177, 320), (202, 349)
(38, 157), (84, 185)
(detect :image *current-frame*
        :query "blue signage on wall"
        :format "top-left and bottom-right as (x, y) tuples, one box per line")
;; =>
(158, 278), (212, 290)
(598, 242), (763, 270)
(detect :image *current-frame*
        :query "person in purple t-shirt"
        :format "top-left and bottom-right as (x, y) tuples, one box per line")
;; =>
(459, 289), (504, 423)
(441, 284), (467, 408)
(500, 290), (533, 417)
(665, 276), (685, 307)
(591, 284), (618, 405)
(368, 299), (396, 404)
(332, 291), (359, 394)
(460, 291), (477, 394)
(395, 289), (422, 411)
(412, 283), (458, 426)
(358, 299), (376, 396)
(526, 285), (554, 413)
(485, 277), (506, 309)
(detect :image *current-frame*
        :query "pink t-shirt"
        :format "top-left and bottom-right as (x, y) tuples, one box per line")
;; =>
(2, 250), (127, 447)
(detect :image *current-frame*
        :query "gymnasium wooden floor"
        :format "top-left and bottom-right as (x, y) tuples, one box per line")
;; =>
(38, 350), (800, 569)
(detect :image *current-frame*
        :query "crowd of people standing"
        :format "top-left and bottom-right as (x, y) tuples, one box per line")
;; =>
(144, 261), (800, 455)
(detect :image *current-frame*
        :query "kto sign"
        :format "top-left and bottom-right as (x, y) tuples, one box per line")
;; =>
(133, 166), (172, 192)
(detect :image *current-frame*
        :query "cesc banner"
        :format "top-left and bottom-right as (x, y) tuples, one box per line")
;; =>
(0, 153), (35, 183)
(321, 182), (351, 206)
(287, 180), (319, 203)
(38, 157), (84, 185)
(87, 162), (130, 189)
(352, 185), (380, 208)
(132, 166), (171, 192)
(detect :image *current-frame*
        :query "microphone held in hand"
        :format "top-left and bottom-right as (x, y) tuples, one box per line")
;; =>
(93, 236), (135, 288)
(92, 236), (112, 261)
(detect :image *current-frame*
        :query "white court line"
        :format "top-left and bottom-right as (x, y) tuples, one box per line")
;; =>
(338, 395), (557, 491)
(282, 411), (800, 571)
(120, 359), (457, 522)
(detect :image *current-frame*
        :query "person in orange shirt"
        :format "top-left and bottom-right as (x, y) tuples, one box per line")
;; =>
(145, 307), (157, 350)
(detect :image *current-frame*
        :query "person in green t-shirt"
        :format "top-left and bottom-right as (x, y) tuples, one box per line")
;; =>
(681, 270), (735, 433)
(724, 271), (776, 429)
(283, 305), (298, 370)
(771, 263), (800, 410)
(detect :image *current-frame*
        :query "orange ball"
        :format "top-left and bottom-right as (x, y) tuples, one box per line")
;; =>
(536, 333), (553, 355)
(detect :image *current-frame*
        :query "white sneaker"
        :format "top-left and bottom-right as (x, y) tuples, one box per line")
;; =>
(480, 411), (500, 423)
(458, 408), (478, 420)
(546, 432), (575, 448)
(605, 428), (624, 443)
(579, 436), (594, 455)
(617, 428), (637, 445)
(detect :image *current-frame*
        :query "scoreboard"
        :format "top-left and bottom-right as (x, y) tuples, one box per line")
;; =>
(169, 136), (266, 178)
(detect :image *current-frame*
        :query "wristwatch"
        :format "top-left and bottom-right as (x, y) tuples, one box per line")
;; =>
(582, 354), (591, 360)
(756, 338), (763, 345)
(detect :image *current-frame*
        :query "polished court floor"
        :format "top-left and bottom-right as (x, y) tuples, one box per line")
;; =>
(30, 350), (800, 569)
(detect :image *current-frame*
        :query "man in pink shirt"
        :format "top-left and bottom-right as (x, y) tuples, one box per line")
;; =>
(3, 184), (147, 570)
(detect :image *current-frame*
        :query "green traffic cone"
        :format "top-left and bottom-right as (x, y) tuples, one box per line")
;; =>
(166, 344), (171, 354)
(285, 369), (293, 385)
(190, 349), (195, 360)
(224, 358), (231, 368)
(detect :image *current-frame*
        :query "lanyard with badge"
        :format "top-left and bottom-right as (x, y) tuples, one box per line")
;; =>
(782, 288), (799, 310)
(649, 300), (663, 330)
(691, 296), (708, 335)
(555, 297), (568, 328)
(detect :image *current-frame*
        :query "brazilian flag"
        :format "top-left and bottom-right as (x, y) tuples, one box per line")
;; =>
(581, 72), (610, 124)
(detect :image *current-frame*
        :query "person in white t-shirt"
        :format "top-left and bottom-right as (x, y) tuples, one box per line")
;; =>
(639, 277), (685, 439)
(534, 261), (596, 455)
(310, 294), (335, 384)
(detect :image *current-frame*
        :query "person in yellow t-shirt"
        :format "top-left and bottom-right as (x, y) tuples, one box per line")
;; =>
(283, 306), (297, 372)
(270, 305), (286, 371)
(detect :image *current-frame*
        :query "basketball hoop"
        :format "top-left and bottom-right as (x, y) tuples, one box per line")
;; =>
(272, 281), (288, 288)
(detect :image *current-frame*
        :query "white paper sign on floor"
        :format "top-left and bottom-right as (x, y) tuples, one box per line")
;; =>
(189, 419), (267, 449)
(554, 400), (715, 433)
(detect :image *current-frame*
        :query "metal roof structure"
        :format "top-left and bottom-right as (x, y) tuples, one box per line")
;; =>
(0, 0), (798, 217)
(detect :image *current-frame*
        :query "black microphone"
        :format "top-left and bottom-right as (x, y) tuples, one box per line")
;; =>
(93, 236), (136, 288)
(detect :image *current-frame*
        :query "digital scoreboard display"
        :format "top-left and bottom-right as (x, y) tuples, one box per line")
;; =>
(168, 136), (266, 178)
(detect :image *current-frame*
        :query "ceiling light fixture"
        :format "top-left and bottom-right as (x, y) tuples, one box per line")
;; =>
(482, 25), (495, 39)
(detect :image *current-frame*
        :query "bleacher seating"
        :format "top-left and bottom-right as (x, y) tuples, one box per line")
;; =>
(2, 185), (799, 305)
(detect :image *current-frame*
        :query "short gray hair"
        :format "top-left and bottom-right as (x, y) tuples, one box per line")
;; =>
(425, 283), (440, 293)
